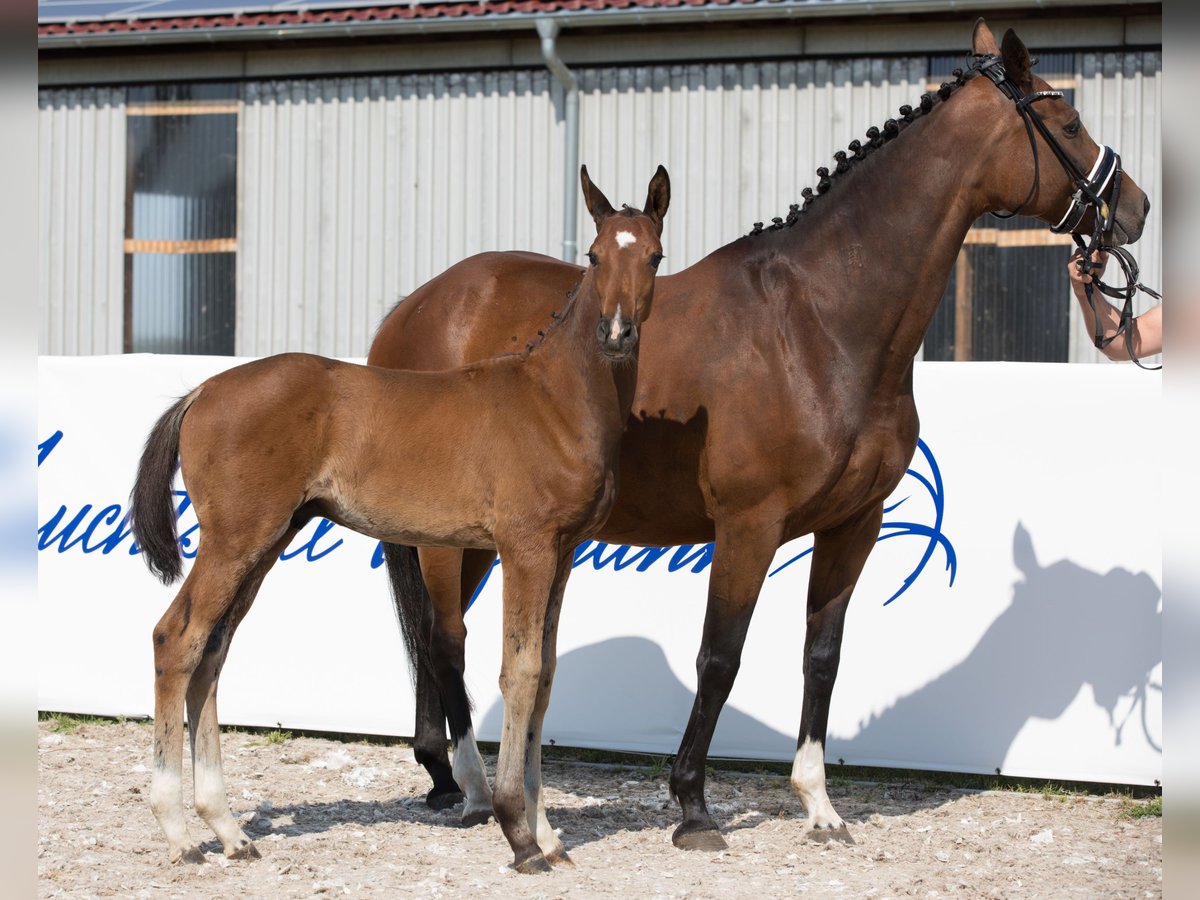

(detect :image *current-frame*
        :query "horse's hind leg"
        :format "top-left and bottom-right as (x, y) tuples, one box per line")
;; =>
(792, 504), (882, 837)
(149, 552), (247, 863)
(420, 546), (497, 826)
(187, 530), (295, 859)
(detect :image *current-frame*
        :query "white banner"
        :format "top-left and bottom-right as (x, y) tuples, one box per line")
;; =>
(37, 355), (1162, 785)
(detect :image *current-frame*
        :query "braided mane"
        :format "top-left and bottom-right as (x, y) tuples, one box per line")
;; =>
(748, 65), (978, 235)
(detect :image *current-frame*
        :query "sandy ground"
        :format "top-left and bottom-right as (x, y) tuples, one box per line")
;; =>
(38, 719), (1161, 898)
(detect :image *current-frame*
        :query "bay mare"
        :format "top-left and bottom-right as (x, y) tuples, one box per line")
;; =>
(130, 167), (671, 873)
(368, 21), (1150, 853)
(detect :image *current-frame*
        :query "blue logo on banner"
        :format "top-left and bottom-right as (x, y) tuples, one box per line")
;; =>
(37, 431), (956, 605)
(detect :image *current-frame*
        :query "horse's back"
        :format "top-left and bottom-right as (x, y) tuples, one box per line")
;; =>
(369, 251), (582, 370)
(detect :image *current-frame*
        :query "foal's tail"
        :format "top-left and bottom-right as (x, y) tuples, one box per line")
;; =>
(130, 389), (200, 585)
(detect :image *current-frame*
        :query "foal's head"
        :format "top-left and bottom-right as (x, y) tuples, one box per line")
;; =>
(968, 20), (1149, 245)
(579, 165), (670, 360)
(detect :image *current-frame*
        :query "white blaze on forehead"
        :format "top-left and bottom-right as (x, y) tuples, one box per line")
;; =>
(614, 230), (638, 249)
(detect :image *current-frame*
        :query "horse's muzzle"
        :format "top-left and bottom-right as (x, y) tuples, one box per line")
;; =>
(597, 315), (638, 359)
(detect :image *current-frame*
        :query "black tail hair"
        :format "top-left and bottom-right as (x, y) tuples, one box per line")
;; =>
(129, 392), (195, 584)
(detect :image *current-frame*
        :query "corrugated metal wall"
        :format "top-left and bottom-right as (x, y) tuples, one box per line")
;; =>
(38, 52), (1161, 362)
(38, 87), (126, 355)
(238, 72), (562, 357)
(1072, 50), (1162, 365)
(575, 58), (924, 273)
(237, 59), (921, 356)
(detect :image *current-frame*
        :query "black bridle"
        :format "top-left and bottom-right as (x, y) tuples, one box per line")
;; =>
(971, 53), (1161, 370)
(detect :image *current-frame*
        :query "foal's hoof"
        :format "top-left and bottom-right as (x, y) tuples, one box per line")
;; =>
(172, 845), (207, 865)
(806, 823), (855, 845)
(545, 847), (575, 868)
(227, 840), (263, 860)
(671, 825), (728, 852)
(426, 788), (465, 811)
(461, 807), (493, 828)
(513, 853), (554, 875)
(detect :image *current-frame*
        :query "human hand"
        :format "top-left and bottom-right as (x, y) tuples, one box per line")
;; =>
(1069, 249), (1109, 286)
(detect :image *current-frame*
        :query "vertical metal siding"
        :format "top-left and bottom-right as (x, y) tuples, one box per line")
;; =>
(38, 87), (126, 355)
(574, 58), (924, 276)
(1072, 51), (1162, 364)
(238, 71), (562, 357)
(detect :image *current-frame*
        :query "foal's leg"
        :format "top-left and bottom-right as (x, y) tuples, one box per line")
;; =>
(523, 555), (572, 866)
(670, 513), (783, 851)
(792, 504), (882, 835)
(491, 541), (562, 874)
(149, 551), (247, 863)
(186, 531), (295, 859)
(420, 546), (497, 826)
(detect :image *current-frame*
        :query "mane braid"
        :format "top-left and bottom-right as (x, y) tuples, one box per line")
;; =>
(523, 275), (586, 354)
(748, 66), (978, 236)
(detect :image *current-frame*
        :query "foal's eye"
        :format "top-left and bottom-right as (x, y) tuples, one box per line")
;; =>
(587, 251), (599, 267)
(650, 253), (664, 270)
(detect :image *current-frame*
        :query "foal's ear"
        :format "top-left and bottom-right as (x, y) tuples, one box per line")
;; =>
(643, 165), (671, 235)
(580, 165), (615, 228)
(1000, 29), (1034, 94)
(971, 18), (999, 57)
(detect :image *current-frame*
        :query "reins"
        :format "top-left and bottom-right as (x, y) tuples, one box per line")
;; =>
(972, 53), (1161, 370)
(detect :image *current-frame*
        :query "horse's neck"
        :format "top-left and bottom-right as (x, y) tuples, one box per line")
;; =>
(529, 281), (636, 430)
(772, 102), (992, 385)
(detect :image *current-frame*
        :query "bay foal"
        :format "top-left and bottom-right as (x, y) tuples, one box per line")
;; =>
(130, 166), (670, 872)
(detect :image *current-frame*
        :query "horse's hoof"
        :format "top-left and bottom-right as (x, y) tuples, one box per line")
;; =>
(513, 853), (553, 875)
(807, 823), (854, 844)
(227, 840), (262, 860)
(172, 845), (207, 865)
(426, 788), (465, 811)
(545, 847), (575, 868)
(672, 825), (728, 852)
(461, 807), (493, 828)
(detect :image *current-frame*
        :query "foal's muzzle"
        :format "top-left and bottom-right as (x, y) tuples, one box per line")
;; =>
(596, 310), (638, 359)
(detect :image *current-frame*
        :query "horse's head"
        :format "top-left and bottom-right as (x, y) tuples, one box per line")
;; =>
(579, 164), (670, 361)
(969, 20), (1149, 246)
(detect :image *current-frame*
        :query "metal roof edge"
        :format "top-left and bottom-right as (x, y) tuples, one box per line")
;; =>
(38, 0), (1145, 51)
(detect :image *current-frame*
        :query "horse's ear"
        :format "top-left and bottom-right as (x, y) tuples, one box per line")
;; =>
(971, 18), (1000, 56)
(1000, 29), (1034, 93)
(580, 165), (615, 228)
(643, 165), (671, 235)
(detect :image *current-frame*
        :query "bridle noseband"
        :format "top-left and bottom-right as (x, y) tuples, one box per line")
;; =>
(971, 53), (1160, 370)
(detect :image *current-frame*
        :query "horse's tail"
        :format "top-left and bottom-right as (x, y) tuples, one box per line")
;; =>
(383, 543), (473, 742)
(130, 389), (200, 585)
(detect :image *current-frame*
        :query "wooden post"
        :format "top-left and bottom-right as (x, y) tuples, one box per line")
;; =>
(954, 248), (973, 361)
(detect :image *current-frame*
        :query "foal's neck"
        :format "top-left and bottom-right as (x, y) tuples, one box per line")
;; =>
(526, 272), (639, 422)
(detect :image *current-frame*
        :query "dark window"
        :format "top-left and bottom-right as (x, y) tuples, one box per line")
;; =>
(924, 53), (1077, 362)
(124, 83), (238, 354)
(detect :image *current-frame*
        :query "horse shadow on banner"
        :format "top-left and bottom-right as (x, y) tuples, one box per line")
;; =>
(478, 636), (793, 761)
(829, 522), (1162, 775)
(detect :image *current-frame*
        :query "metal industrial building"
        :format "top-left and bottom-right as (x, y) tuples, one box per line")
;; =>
(38, 0), (1162, 363)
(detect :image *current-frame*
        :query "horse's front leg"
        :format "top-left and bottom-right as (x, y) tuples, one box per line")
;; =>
(523, 554), (574, 866)
(792, 503), (883, 836)
(670, 511), (783, 851)
(491, 539), (564, 873)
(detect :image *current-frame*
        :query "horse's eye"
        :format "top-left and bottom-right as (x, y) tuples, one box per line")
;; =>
(587, 251), (599, 267)
(1063, 119), (1081, 138)
(650, 253), (664, 270)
